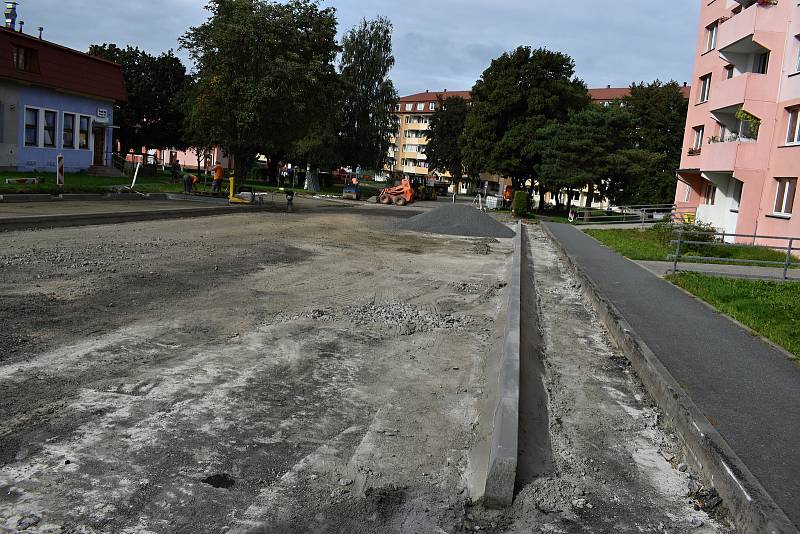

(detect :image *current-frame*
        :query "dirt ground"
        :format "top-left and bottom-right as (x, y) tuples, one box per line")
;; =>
(0, 205), (735, 534)
(0, 206), (511, 533)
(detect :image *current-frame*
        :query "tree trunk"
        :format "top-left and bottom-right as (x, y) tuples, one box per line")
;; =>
(538, 188), (546, 212)
(585, 181), (594, 208)
(554, 188), (563, 210)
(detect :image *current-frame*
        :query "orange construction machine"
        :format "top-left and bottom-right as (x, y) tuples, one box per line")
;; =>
(379, 178), (415, 206)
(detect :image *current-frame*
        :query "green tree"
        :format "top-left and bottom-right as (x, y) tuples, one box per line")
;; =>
(426, 96), (470, 184)
(535, 105), (635, 208)
(622, 80), (689, 204)
(461, 46), (590, 204)
(180, 0), (339, 176)
(337, 17), (399, 172)
(88, 44), (188, 154)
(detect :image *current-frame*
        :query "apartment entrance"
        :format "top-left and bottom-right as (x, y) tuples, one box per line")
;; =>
(92, 127), (105, 166)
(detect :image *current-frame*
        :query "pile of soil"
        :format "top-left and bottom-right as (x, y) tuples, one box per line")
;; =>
(398, 204), (515, 238)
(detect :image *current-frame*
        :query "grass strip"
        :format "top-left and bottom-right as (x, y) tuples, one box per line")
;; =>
(585, 227), (791, 265)
(668, 272), (800, 358)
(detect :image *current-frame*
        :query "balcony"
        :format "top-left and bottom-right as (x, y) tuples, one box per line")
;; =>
(717, 2), (785, 51)
(709, 73), (773, 111)
(702, 139), (739, 172)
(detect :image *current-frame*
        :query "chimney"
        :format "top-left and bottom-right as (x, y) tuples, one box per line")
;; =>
(425, 89), (429, 93)
(607, 84), (611, 89)
(18, 19), (23, 33)
(684, 81), (688, 87)
(37, 26), (42, 39)
(4, 2), (17, 30)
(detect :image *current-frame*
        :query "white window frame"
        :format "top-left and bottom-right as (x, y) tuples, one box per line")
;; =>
(404, 103), (412, 112)
(42, 108), (58, 148)
(62, 112), (77, 149)
(796, 36), (800, 73)
(429, 102), (437, 111)
(786, 109), (800, 145)
(699, 75), (712, 103)
(684, 182), (691, 203)
(774, 177), (797, 216)
(706, 22), (718, 52)
(77, 114), (91, 150)
(416, 103), (425, 111)
(23, 106), (39, 147)
(693, 126), (705, 150)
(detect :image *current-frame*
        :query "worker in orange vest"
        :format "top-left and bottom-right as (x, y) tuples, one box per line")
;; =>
(211, 163), (225, 193)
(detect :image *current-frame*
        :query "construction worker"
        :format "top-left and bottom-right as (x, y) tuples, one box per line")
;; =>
(183, 173), (199, 193)
(211, 162), (225, 193)
(170, 159), (181, 184)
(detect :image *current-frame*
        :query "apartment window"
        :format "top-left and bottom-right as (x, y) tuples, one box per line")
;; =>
(703, 183), (717, 206)
(725, 65), (734, 80)
(754, 52), (769, 75)
(774, 178), (797, 215)
(731, 180), (743, 212)
(63, 113), (75, 148)
(787, 109), (800, 145)
(13, 45), (39, 73)
(430, 102), (436, 111)
(394, 104), (400, 112)
(684, 182), (691, 203)
(796, 37), (800, 73)
(698, 75), (712, 103)
(78, 116), (90, 149)
(705, 22), (718, 52)
(24, 107), (38, 146)
(404, 103), (412, 111)
(43, 110), (56, 147)
(690, 126), (704, 154)
(416, 103), (424, 111)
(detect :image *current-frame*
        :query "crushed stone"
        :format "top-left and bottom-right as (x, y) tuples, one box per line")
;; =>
(398, 204), (516, 238)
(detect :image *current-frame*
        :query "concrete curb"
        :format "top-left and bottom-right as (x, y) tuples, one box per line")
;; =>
(483, 221), (523, 508)
(0, 205), (278, 232)
(541, 222), (797, 534)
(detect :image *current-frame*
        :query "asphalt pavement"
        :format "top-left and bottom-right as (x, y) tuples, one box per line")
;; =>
(544, 222), (800, 528)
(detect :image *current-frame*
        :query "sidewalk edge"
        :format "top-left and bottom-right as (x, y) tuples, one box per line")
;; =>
(542, 222), (797, 534)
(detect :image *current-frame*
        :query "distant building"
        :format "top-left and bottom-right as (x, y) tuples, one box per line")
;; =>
(676, 0), (800, 241)
(0, 4), (125, 173)
(588, 84), (691, 107)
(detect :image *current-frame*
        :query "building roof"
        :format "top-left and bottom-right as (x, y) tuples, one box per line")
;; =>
(399, 90), (472, 103)
(0, 27), (126, 102)
(588, 85), (691, 102)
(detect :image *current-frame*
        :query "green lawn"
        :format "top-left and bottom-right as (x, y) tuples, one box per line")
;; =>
(0, 170), (381, 198)
(585, 227), (791, 264)
(669, 272), (800, 358)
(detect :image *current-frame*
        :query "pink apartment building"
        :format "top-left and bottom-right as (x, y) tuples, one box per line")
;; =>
(676, 0), (800, 240)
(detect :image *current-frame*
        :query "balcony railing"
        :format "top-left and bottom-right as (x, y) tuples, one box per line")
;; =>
(688, 147), (702, 156)
(708, 133), (757, 144)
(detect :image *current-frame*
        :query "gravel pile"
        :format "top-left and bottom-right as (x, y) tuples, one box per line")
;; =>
(398, 204), (515, 238)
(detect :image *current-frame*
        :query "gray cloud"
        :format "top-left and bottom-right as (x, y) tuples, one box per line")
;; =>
(18, 0), (699, 94)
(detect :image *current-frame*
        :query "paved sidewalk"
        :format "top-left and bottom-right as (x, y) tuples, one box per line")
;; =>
(636, 260), (800, 281)
(544, 222), (800, 527)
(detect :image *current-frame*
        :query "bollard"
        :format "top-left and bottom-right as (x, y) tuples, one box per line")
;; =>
(784, 238), (794, 280)
(673, 230), (683, 275)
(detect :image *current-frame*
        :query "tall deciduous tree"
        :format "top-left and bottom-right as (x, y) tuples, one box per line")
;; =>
(180, 0), (339, 176)
(461, 46), (589, 197)
(338, 17), (399, 172)
(88, 44), (188, 154)
(426, 96), (470, 183)
(622, 80), (689, 204)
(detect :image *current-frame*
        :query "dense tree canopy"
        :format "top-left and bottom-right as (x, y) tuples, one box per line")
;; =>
(337, 17), (399, 172)
(461, 47), (590, 191)
(179, 0), (339, 174)
(88, 44), (188, 154)
(425, 96), (470, 182)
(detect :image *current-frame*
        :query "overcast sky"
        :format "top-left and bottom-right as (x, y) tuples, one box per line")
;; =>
(26, 0), (700, 95)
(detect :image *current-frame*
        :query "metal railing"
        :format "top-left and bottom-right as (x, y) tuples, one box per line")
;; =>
(572, 204), (697, 228)
(669, 229), (800, 280)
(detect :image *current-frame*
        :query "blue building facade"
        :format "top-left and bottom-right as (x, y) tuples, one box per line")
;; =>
(15, 85), (115, 172)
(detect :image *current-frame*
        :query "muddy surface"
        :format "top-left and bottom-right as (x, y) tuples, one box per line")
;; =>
(0, 207), (511, 533)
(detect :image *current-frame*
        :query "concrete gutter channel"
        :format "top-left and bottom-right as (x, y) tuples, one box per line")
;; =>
(478, 222), (548, 509)
(540, 222), (797, 534)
